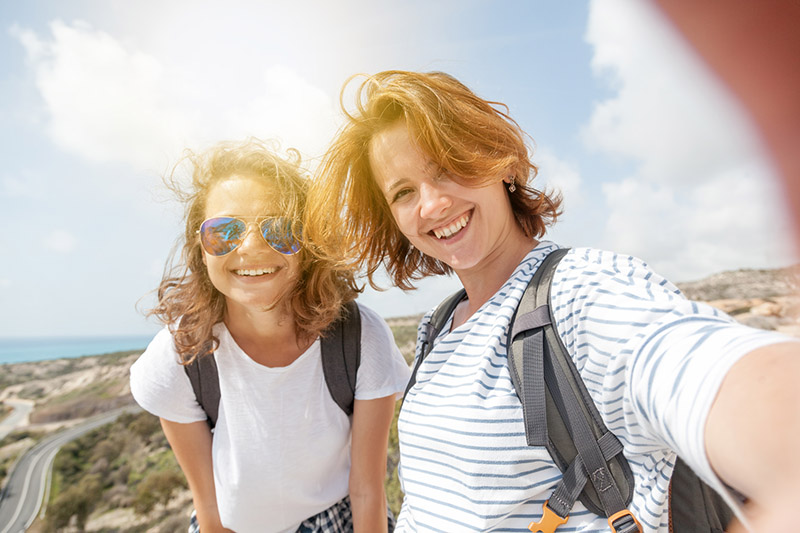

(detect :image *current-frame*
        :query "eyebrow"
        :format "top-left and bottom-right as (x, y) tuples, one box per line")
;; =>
(383, 160), (440, 194)
(385, 178), (407, 195)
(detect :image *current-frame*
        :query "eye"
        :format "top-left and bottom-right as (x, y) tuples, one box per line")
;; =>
(391, 187), (414, 203)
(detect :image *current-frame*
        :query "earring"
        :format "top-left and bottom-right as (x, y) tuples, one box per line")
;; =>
(507, 176), (516, 193)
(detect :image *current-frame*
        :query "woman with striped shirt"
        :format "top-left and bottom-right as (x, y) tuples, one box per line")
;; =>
(307, 71), (800, 532)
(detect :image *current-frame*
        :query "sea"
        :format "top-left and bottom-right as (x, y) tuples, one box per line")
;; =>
(0, 334), (156, 365)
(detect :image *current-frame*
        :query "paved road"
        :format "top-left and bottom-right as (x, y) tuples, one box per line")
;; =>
(0, 400), (34, 441)
(0, 406), (141, 533)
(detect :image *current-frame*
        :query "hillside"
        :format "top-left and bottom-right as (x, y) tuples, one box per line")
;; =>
(675, 264), (800, 336)
(1, 263), (798, 531)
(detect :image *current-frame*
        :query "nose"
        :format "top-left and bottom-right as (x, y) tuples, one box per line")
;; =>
(237, 223), (268, 254)
(418, 181), (451, 219)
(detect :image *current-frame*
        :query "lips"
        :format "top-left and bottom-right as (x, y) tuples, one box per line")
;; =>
(431, 212), (471, 239)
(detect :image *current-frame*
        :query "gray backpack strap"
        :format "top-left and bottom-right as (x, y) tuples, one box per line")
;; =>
(404, 288), (467, 398)
(320, 300), (361, 416)
(508, 248), (641, 533)
(184, 343), (220, 430)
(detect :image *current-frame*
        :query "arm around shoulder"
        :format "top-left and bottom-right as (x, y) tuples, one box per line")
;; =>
(704, 342), (800, 532)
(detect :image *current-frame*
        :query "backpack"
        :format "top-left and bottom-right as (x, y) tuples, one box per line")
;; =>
(406, 248), (735, 533)
(185, 300), (361, 429)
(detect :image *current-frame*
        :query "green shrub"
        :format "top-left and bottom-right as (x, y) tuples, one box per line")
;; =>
(127, 412), (163, 443)
(133, 470), (186, 515)
(45, 474), (103, 532)
(385, 401), (403, 516)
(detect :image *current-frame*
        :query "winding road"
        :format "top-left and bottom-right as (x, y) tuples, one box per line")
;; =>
(0, 406), (141, 533)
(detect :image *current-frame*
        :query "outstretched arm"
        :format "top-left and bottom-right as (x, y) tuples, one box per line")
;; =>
(160, 418), (233, 533)
(349, 395), (398, 533)
(704, 342), (800, 532)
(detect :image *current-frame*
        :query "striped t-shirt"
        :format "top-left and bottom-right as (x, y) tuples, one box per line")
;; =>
(395, 242), (792, 532)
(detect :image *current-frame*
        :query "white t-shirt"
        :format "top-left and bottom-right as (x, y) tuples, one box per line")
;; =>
(130, 302), (410, 533)
(395, 242), (795, 532)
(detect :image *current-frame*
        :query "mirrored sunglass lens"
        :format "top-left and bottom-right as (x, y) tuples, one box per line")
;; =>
(261, 218), (301, 255)
(200, 217), (246, 256)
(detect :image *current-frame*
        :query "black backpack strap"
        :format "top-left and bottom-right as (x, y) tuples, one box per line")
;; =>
(183, 344), (220, 430)
(508, 248), (641, 533)
(321, 300), (361, 416)
(404, 288), (467, 398)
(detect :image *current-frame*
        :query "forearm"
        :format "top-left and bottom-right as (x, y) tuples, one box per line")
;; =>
(190, 483), (233, 533)
(705, 342), (800, 530)
(160, 418), (232, 532)
(350, 483), (388, 533)
(349, 395), (397, 533)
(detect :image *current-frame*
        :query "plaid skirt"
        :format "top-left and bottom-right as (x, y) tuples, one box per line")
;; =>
(188, 496), (395, 533)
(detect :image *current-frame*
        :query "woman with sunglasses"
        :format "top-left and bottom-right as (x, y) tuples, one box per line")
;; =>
(130, 139), (410, 533)
(306, 71), (800, 532)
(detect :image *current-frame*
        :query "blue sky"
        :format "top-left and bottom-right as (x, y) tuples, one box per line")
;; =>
(1, 1), (795, 338)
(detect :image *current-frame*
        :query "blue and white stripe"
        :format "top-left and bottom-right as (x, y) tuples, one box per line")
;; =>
(395, 242), (792, 532)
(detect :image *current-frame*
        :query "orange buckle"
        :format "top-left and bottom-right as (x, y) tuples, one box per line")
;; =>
(608, 509), (643, 532)
(528, 500), (569, 533)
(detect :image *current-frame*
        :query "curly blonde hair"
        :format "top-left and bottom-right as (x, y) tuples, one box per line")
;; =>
(306, 70), (562, 290)
(149, 139), (358, 363)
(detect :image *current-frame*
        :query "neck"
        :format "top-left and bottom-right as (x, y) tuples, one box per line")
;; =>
(224, 302), (312, 367)
(455, 229), (538, 326)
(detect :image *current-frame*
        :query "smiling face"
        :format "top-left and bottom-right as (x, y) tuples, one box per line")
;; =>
(202, 174), (301, 316)
(369, 119), (526, 276)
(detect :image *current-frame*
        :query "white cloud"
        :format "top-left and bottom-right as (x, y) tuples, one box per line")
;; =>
(44, 230), (77, 253)
(584, 0), (796, 279)
(583, 0), (758, 181)
(12, 21), (336, 172)
(14, 21), (189, 170)
(533, 147), (584, 207)
(0, 279), (10, 289)
(220, 65), (338, 164)
(600, 164), (795, 281)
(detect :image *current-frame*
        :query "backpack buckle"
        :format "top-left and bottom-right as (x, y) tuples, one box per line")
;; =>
(608, 509), (642, 533)
(528, 500), (569, 533)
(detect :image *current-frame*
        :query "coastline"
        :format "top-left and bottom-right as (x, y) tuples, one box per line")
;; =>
(0, 335), (154, 365)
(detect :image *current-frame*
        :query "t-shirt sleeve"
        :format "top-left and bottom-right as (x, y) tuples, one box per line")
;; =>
(129, 327), (208, 423)
(354, 303), (412, 401)
(550, 248), (798, 494)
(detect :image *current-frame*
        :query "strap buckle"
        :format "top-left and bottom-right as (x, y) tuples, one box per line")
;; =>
(608, 509), (642, 533)
(528, 500), (569, 533)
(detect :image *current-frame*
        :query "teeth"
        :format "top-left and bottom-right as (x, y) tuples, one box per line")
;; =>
(234, 268), (277, 276)
(433, 214), (470, 239)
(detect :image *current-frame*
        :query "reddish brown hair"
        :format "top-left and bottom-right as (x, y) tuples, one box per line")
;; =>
(307, 70), (561, 290)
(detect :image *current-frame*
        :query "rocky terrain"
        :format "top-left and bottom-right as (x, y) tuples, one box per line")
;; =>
(676, 264), (800, 337)
(0, 263), (798, 531)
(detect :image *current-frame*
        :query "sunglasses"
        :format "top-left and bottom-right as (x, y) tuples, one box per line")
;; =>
(198, 216), (301, 256)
